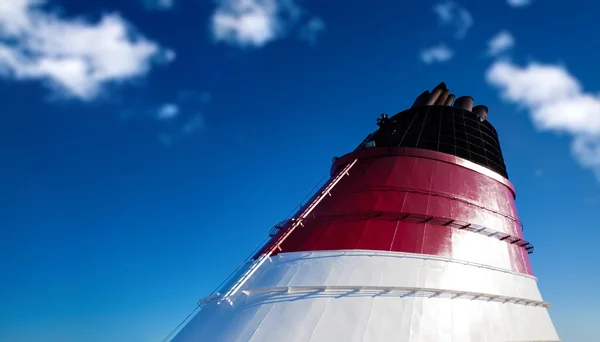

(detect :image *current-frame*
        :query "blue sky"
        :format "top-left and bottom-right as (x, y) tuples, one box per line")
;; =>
(1, 0), (599, 341)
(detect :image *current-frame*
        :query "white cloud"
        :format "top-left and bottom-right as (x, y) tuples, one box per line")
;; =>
(507, 0), (532, 7)
(298, 17), (325, 45)
(210, 0), (313, 48)
(420, 44), (454, 64)
(433, 1), (473, 39)
(487, 30), (514, 56)
(142, 0), (175, 10)
(0, 0), (172, 100)
(157, 103), (179, 120)
(486, 60), (600, 180)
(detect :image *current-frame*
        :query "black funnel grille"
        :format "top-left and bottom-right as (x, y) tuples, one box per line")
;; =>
(372, 106), (508, 179)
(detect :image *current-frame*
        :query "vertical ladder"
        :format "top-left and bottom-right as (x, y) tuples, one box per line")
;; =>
(219, 159), (359, 303)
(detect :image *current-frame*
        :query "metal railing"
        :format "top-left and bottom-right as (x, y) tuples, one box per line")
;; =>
(218, 159), (360, 304)
(242, 285), (552, 308)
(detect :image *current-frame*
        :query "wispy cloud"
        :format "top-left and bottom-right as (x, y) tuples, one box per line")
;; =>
(182, 114), (205, 135)
(433, 1), (473, 39)
(535, 168), (543, 177)
(487, 30), (514, 56)
(507, 0), (532, 7)
(486, 60), (600, 181)
(156, 90), (211, 145)
(141, 0), (175, 11)
(210, 0), (322, 48)
(177, 89), (212, 104)
(420, 44), (454, 64)
(585, 196), (600, 205)
(157, 103), (179, 120)
(159, 113), (205, 146)
(0, 0), (173, 101)
(199, 91), (212, 104)
(298, 17), (325, 46)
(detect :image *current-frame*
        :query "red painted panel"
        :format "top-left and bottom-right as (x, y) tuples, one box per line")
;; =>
(390, 222), (424, 253)
(373, 190), (407, 213)
(401, 192), (431, 214)
(354, 220), (396, 251)
(257, 147), (534, 275)
(336, 221), (368, 250)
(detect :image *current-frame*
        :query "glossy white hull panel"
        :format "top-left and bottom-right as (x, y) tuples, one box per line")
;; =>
(173, 250), (560, 342)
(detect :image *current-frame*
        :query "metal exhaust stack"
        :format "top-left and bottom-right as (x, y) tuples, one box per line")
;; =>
(411, 84), (488, 121)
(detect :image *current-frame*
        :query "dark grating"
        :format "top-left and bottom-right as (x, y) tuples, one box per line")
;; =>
(371, 105), (509, 179)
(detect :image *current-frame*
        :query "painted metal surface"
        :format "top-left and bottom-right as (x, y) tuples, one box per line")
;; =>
(173, 251), (559, 342)
(331, 147), (516, 196)
(258, 147), (533, 275)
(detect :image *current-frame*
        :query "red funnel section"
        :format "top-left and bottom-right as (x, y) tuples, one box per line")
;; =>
(259, 109), (532, 275)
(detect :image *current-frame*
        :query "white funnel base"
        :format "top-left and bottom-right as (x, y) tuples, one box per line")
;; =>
(173, 250), (560, 342)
